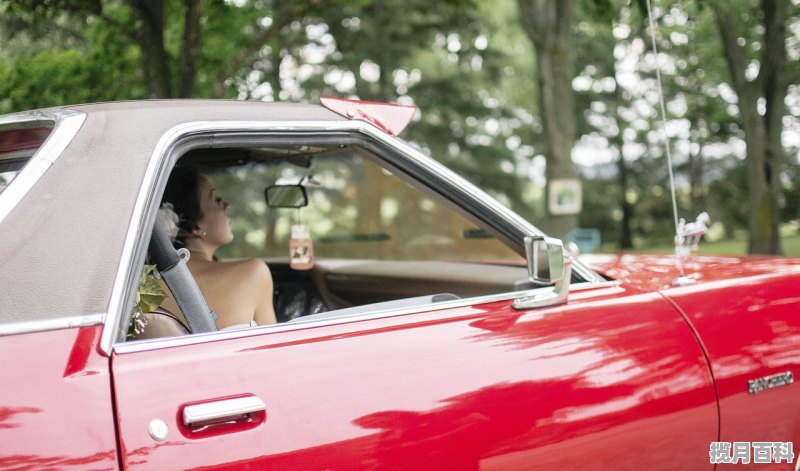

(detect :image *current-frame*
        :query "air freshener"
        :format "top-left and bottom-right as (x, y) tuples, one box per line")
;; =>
(289, 224), (314, 270)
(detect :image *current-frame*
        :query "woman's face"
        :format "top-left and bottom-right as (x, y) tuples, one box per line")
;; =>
(196, 175), (233, 246)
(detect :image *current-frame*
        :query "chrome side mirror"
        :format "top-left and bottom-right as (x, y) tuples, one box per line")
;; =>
(513, 236), (571, 310)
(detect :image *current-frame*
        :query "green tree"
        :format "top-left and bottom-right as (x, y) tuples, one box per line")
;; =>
(517, 0), (580, 239)
(0, 0), (326, 101)
(708, 0), (790, 254)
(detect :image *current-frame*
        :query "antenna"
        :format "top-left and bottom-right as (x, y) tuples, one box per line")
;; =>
(643, 0), (708, 286)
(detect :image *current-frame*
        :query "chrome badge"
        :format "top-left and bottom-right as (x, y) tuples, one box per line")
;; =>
(748, 371), (794, 395)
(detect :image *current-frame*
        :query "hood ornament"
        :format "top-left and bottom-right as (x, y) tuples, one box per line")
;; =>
(673, 212), (710, 286)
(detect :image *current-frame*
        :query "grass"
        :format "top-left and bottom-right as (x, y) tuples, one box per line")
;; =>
(595, 234), (800, 257)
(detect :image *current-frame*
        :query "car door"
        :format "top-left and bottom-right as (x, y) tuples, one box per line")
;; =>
(111, 284), (717, 470)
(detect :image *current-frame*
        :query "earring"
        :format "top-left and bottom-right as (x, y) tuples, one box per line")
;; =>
(201, 231), (207, 237)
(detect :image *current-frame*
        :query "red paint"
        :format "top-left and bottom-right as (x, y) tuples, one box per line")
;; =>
(0, 325), (118, 470)
(587, 253), (800, 468)
(580, 253), (800, 291)
(4, 254), (799, 469)
(664, 273), (800, 453)
(112, 286), (716, 469)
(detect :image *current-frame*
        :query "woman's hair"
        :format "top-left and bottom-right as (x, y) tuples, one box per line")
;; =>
(162, 166), (203, 248)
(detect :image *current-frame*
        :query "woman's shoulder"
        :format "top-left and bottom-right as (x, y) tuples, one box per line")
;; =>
(215, 258), (271, 282)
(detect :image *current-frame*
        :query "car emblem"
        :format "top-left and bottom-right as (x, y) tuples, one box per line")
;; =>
(748, 371), (794, 395)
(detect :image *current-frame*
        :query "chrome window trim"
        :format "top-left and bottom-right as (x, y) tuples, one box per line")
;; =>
(351, 125), (602, 284)
(0, 314), (105, 336)
(114, 280), (622, 355)
(0, 109), (87, 225)
(102, 119), (605, 355)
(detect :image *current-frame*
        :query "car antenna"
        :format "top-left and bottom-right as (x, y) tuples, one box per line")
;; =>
(644, 0), (709, 286)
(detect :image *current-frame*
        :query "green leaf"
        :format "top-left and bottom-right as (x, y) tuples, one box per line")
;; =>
(137, 264), (167, 314)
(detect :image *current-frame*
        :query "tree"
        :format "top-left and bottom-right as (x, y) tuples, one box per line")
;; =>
(0, 0), (326, 100)
(517, 0), (580, 239)
(709, 0), (789, 254)
(572, 2), (636, 249)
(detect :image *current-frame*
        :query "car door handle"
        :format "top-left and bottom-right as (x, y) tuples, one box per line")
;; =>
(182, 395), (266, 428)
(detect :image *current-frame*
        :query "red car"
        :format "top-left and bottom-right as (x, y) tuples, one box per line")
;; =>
(0, 99), (797, 470)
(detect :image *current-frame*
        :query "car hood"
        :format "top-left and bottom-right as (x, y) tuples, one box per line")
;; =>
(578, 253), (800, 292)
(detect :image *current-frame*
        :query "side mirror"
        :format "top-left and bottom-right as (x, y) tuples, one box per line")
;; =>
(265, 185), (308, 208)
(513, 236), (571, 310)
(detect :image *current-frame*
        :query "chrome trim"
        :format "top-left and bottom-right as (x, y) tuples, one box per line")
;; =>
(0, 313), (104, 336)
(513, 237), (572, 310)
(102, 118), (604, 354)
(356, 125), (602, 284)
(101, 122), (211, 353)
(0, 110), (87, 225)
(182, 396), (266, 427)
(114, 280), (621, 354)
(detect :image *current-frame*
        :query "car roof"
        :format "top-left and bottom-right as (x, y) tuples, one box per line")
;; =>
(66, 99), (346, 124)
(0, 100), (347, 325)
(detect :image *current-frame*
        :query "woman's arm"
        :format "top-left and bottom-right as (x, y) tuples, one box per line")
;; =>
(247, 259), (277, 325)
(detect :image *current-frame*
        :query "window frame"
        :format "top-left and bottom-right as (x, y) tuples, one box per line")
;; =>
(105, 120), (606, 355)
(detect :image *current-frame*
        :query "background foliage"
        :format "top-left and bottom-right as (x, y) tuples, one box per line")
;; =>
(1, 0), (799, 254)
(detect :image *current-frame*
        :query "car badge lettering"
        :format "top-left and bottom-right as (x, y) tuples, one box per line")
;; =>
(748, 371), (793, 395)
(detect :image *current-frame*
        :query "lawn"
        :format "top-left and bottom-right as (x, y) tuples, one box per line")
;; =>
(595, 234), (800, 257)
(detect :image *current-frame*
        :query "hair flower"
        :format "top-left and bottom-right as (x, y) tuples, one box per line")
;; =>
(157, 202), (180, 242)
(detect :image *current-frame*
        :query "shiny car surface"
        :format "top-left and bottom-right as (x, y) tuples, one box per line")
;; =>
(0, 100), (798, 470)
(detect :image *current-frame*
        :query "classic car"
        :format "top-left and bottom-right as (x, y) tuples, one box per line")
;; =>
(0, 99), (798, 470)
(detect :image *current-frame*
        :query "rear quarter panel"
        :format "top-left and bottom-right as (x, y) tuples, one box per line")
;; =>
(0, 325), (118, 470)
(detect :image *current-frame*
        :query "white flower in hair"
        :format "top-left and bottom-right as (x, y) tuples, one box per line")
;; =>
(157, 202), (180, 242)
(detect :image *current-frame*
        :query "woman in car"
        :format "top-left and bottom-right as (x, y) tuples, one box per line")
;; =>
(158, 166), (277, 329)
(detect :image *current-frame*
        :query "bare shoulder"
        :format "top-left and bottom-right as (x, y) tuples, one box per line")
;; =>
(217, 258), (272, 283)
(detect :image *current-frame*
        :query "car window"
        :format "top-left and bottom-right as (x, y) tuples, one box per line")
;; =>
(206, 147), (523, 264)
(129, 142), (530, 340)
(0, 123), (54, 195)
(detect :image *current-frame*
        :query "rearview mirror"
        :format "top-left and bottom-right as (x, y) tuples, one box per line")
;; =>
(513, 236), (571, 310)
(265, 185), (308, 208)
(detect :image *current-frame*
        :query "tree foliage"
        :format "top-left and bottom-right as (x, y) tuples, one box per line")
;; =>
(1, 0), (799, 253)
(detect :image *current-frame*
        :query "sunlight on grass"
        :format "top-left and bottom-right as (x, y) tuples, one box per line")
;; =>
(596, 234), (800, 257)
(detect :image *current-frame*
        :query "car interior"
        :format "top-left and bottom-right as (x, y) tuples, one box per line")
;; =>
(133, 143), (534, 340)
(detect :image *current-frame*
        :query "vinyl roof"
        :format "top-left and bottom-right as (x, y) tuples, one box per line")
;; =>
(0, 100), (348, 325)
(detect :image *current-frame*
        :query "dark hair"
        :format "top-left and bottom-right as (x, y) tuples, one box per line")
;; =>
(162, 166), (203, 248)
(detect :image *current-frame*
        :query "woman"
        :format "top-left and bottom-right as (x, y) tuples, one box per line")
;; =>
(158, 166), (277, 329)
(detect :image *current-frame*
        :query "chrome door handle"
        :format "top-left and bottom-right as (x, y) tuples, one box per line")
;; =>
(183, 396), (266, 428)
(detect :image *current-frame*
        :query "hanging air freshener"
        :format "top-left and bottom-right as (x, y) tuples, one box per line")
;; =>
(289, 224), (314, 270)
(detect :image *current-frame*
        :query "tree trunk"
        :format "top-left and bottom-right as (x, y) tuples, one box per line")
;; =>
(129, 0), (172, 98)
(713, 1), (787, 254)
(610, 110), (634, 250)
(177, 0), (202, 98)
(688, 124), (706, 219)
(518, 0), (579, 240)
(611, 53), (633, 250)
